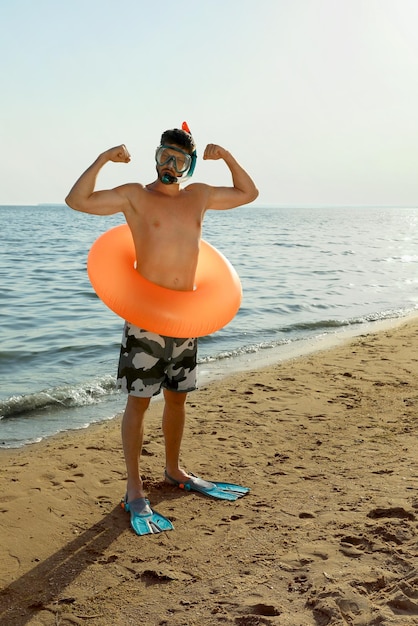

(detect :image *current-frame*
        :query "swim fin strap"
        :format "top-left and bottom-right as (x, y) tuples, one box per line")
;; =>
(121, 496), (174, 536)
(165, 471), (250, 501)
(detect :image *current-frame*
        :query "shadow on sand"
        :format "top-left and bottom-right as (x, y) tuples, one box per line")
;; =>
(0, 505), (126, 625)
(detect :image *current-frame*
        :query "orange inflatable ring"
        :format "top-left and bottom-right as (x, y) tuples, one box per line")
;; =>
(87, 224), (242, 338)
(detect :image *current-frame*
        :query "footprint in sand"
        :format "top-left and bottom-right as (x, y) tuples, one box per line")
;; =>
(367, 506), (415, 521)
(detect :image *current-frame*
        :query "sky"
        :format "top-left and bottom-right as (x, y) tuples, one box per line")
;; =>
(1, 0), (418, 207)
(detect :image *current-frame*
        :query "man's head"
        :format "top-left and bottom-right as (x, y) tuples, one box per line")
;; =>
(156, 127), (197, 184)
(160, 128), (196, 154)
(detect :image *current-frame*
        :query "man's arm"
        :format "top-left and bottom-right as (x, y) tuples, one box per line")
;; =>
(203, 144), (259, 210)
(65, 145), (133, 215)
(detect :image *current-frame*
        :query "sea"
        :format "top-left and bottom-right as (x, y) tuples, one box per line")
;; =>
(1, 204), (418, 448)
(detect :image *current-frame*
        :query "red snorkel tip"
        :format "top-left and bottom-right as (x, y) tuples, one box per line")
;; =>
(182, 121), (191, 134)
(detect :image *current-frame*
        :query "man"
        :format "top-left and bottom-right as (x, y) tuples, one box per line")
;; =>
(66, 124), (258, 535)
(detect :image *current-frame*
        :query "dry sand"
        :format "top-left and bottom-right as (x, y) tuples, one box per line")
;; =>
(1, 319), (418, 625)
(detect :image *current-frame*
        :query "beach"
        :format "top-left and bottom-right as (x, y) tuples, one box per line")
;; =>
(1, 318), (418, 626)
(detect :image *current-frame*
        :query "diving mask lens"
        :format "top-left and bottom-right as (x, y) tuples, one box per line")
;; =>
(155, 145), (192, 174)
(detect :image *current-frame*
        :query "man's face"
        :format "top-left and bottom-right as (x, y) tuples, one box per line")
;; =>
(155, 144), (192, 177)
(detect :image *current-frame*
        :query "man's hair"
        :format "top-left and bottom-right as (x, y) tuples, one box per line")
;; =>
(160, 128), (196, 154)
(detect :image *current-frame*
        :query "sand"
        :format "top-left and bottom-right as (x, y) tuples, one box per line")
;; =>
(1, 319), (418, 625)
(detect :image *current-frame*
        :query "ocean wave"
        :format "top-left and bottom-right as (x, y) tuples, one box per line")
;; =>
(0, 375), (117, 419)
(281, 307), (415, 333)
(199, 307), (415, 361)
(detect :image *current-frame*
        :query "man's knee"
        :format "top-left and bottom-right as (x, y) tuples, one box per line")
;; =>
(125, 395), (151, 415)
(163, 390), (188, 407)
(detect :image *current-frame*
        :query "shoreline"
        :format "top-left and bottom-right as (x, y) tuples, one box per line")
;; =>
(2, 311), (418, 451)
(1, 317), (418, 624)
(199, 309), (418, 385)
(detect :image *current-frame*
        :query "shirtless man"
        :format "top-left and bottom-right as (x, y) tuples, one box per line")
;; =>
(66, 126), (258, 534)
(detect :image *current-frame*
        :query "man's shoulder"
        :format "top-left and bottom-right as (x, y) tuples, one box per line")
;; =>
(119, 182), (145, 192)
(116, 182), (147, 201)
(183, 182), (211, 194)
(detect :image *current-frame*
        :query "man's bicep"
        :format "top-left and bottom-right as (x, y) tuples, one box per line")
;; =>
(206, 186), (248, 211)
(68, 186), (131, 215)
(88, 188), (129, 215)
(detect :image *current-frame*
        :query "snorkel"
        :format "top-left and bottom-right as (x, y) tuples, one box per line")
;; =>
(157, 121), (197, 185)
(161, 172), (178, 185)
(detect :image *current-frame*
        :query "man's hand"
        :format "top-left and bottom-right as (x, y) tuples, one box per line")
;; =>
(104, 145), (131, 163)
(203, 144), (228, 161)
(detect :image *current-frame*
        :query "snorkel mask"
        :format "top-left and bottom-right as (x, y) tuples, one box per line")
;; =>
(156, 121), (197, 185)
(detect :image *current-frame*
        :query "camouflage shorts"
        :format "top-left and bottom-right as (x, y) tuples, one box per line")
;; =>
(116, 323), (198, 397)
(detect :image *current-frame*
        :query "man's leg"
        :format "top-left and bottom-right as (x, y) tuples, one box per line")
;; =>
(162, 389), (190, 482)
(122, 394), (151, 502)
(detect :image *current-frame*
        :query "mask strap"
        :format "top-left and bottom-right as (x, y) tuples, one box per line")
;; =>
(181, 121), (197, 178)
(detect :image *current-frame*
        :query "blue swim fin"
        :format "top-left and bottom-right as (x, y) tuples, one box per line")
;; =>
(165, 471), (249, 501)
(121, 496), (174, 536)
